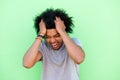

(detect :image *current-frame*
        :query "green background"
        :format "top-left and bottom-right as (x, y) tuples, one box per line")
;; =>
(0, 0), (120, 80)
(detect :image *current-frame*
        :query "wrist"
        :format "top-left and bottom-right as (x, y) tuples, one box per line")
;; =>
(37, 34), (44, 38)
(35, 37), (42, 41)
(59, 30), (66, 35)
(35, 33), (44, 41)
(39, 32), (45, 36)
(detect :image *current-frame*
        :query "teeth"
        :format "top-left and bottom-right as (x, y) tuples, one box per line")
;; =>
(52, 43), (57, 47)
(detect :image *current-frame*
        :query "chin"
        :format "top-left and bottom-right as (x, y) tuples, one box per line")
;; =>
(52, 47), (60, 50)
(53, 48), (60, 50)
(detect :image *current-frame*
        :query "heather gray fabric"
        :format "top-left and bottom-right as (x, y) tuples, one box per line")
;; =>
(39, 38), (82, 80)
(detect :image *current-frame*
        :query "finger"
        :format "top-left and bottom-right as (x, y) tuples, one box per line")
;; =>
(39, 20), (42, 26)
(55, 17), (61, 21)
(54, 17), (57, 23)
(41, 19), (44, 23)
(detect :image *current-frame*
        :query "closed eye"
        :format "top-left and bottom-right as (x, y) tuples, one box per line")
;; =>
(45, 35), (50, 39)
(45, 33), (60, 39)
(54, 33), (60, 37)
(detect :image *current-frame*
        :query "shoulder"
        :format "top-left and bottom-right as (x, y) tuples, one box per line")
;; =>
(39, 40), (48, 51)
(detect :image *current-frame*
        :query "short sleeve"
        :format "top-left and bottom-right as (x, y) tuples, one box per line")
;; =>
(38, 41), (49, 55)
(38, 41), (45, 55)
(38, 41), (46, 61)
(72, 38), (82, 47)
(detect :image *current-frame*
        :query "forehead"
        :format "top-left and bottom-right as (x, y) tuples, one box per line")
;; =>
(46, 29), (58, 36)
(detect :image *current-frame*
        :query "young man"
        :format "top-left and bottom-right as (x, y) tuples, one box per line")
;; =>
(23, 8), (85, 80)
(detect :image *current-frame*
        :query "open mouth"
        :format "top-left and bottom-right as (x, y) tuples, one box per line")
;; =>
(51, 42), (59, 49)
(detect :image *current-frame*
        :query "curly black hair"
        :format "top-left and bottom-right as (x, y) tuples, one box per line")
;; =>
(34, 8), (74, 34)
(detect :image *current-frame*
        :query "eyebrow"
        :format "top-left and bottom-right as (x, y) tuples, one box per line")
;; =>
(54, 33), (60, 36)
(46, 33), (60, 37)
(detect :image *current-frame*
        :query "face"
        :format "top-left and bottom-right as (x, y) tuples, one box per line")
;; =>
(45, 29), (63, 50)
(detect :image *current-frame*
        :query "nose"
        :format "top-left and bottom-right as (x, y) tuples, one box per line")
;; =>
(50, 38), (56, 43)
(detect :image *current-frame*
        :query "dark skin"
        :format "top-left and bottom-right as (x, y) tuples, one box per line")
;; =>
(23, 17), (85, 68)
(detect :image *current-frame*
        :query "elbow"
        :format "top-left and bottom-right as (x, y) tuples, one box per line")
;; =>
(23, 62), (33, 69)
(23, 58), (34, 69)
(23, 64), (31, 69)
(76, 55), (85, 64)
(76, 58), (84, 64)
(77, 51), (85, 64)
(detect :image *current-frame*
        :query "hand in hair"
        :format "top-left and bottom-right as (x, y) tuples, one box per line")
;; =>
(39, 19), (46, 36)
(54, 17), (66, 34)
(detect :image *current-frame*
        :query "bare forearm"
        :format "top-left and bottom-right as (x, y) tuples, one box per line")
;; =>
(60, 32), (85, 64)
(23, 38), (42, 68)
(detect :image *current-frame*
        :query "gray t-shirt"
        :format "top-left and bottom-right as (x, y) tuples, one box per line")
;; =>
(39, 38), (82, 80)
